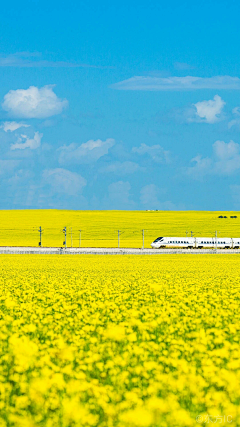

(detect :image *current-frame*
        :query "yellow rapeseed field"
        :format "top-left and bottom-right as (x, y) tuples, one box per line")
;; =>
(1, 254), (240, 426)
(0, 209), (240, 247)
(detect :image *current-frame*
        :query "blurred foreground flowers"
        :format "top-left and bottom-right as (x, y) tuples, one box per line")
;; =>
(0, 254), (240, 426)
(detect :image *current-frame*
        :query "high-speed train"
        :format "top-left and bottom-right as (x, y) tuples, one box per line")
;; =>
(151, 236), (240, 249)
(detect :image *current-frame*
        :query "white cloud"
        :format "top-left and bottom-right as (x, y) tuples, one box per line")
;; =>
(186, 140), (240, 178)
(112, 75), (240, 91)
(58, 138), (115, 164)
(186, 155), (212, 179)
(214, 140), (240, 174)
(193, 95), (225, 123)
(42, 168), (86, 196)
(1, 121), (30, 132)
(2, 85), (68, 118)
(228, 107), (240, 129)
(100, 161), (143, 174)
(232, 107), (240, 115)
(11, 131), (42, 150)
(132, 143), (170, 163)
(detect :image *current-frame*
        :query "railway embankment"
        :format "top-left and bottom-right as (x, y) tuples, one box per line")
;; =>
(0, 247), (240, 254)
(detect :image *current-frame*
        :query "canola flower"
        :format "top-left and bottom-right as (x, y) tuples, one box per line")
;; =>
(0, 209), (239, 247)
(0, 254), (240, 426)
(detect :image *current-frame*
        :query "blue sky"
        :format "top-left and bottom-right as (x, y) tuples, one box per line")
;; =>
(1, 0), (240, 210)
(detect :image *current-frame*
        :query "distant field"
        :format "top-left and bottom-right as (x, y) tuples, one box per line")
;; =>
(1, 209), (240, 248)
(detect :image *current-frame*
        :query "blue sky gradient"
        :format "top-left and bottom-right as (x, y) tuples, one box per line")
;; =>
(1, 0), (240, 210)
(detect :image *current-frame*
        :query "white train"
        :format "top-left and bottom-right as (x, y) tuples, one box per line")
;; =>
(151, 236), (240, 249)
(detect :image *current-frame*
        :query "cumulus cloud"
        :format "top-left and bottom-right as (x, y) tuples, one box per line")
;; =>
(228, 107), (240, 129)
(132, 143), (170, 163)
(186, 140), (240, 179)
(214, 140), (240, 174)
(193, 95), (225, 123)
(58, 138), (115, 164)
(186, 155), (212, 179)
(1, 121), (30, 132)
(100, 161), (143, 175)
(2, 85), (68, 118)
(11, 132), (43, 150)
(112, 75), (240, 91)
(42, 168), (86, 196)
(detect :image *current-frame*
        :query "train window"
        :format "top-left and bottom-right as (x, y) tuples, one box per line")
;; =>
(153, 237), (163, 242)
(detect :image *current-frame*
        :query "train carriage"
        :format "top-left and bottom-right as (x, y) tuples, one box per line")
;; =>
(151, 237), (238, 249)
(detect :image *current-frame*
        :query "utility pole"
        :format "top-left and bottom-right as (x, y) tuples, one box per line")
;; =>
(70, 227), (73, 248)
(186, 231), (188, 237)
(191, 231), (193, 237)
(118, 230), (120, 248)
(38, 226), (42, 247)
(215, 230), (217, 250)
(63, 227), (67, 249)
(79, 230), (81, 248)
(142, 229), (144, 249)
